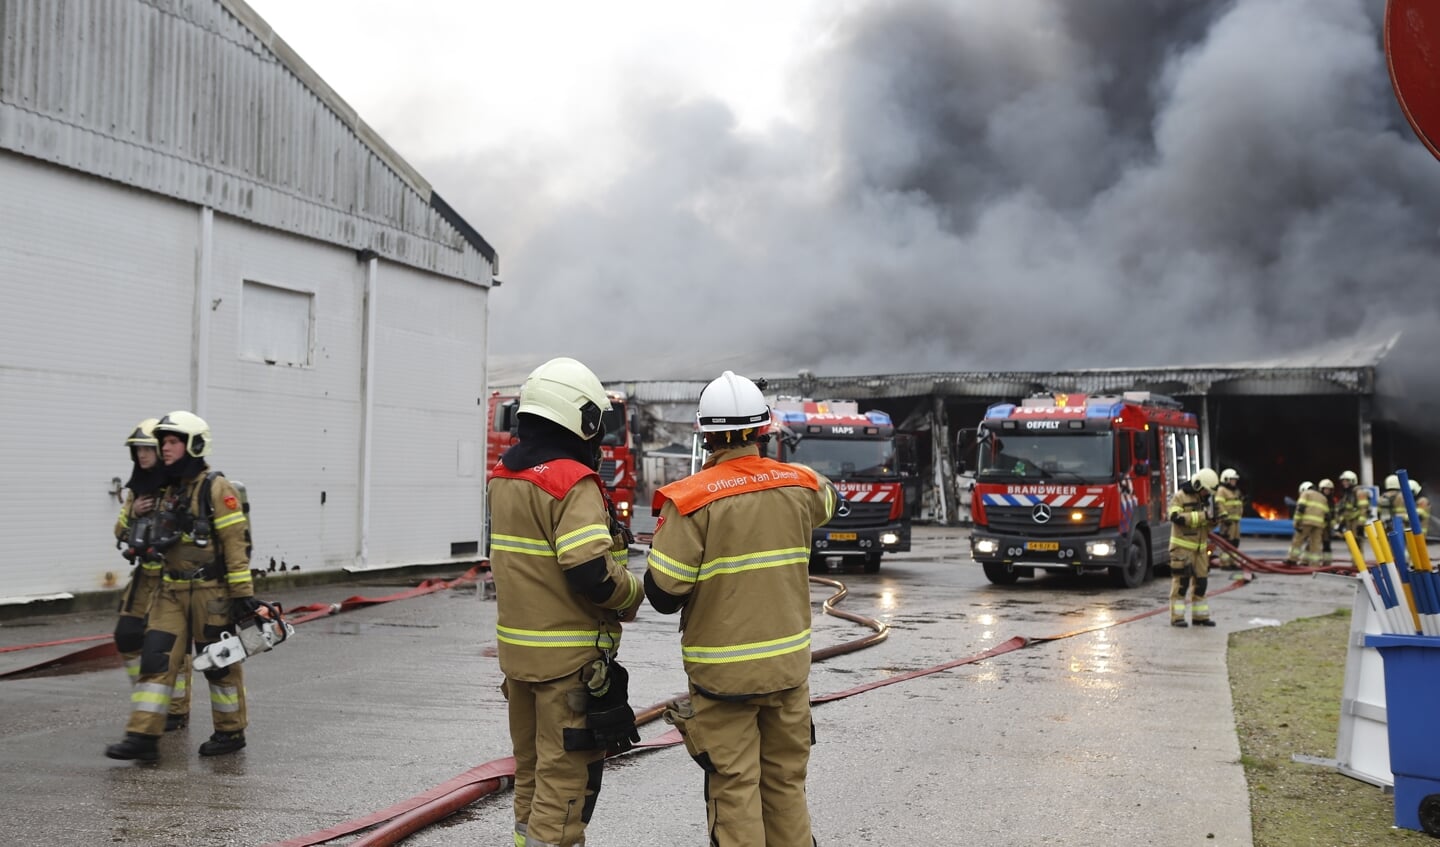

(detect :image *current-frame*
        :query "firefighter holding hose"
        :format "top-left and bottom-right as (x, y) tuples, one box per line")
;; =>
(1169, 468), (1220, 627)
(645, 370), (838, 846)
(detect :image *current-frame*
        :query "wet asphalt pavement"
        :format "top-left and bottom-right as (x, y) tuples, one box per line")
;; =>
(0, 527), (1369, 846)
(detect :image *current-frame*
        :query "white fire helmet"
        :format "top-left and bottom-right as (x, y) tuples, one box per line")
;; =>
(1220, 468), (1239, 484)
(154, 411), (211, 457)
(517, 357), (611, 440)
(697, 371), (771, 446)
(1299, 481), (1314, 494)
(1339, 470), (1358, 485)
(1384, 474), (1401, 491)
(1319, 479), (1334, 493)
(1191, 468), (1219, 493)
(1411, 479), (1423, 497)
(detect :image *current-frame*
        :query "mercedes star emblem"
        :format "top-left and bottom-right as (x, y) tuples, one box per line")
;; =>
(836, 501), (851, 518)
(1031, 503), (1052, 524)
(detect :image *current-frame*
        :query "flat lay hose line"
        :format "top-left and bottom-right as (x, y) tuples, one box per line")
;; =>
(269, 569), (1256, 846)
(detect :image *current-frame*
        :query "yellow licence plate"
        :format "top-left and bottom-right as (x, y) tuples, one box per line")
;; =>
(829, 532), (858, 541)
(1026, 541), (1060, 551)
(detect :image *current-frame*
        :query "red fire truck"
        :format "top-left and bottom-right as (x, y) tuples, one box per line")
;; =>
(766, 398), (917, 573)
(965, 392), (1200, 588)
(486, 389), (640, 528)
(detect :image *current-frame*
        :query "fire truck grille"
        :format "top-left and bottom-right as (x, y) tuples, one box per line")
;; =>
(829, 500), (893, 527)
(599, 460), (618, 486)
(984, 506), (1103, 537)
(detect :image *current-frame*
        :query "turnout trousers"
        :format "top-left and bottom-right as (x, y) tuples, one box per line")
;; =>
(670, 682), (815, 846)
(113, 565), (191, 716)
(1169, 546), (1212, 624)
(503, 670), (605, 847)
(125, 579), (244, 738)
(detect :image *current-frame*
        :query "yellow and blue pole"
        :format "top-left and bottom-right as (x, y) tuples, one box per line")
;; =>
(1365, 521), (1413, 634)
(1397, 469), (1438, 636)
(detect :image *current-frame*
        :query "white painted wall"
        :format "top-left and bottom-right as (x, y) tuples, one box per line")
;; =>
(0, 155), (196, 597)
(0, 152), (489, 600)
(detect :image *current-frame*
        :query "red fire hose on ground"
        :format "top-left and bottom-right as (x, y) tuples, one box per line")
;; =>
(269, 567), (1260, 847)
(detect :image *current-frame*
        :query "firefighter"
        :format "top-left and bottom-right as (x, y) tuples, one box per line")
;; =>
(1337, 470), (1371, 539)
(1413, 480), (1432, 536)
(1169, 468), (1219, 627)
(646, 370), (839, 846)
(105, 411), (256, 762)
(112, 418), (192, 731)
(1214, 468), (1243, 568)
(488, 357), (643, 847)
(1377, 474), (1405, 527)
(1285, 481), (1331, 567)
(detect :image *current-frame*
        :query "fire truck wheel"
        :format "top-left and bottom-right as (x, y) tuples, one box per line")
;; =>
(862, 553), (881, 574)
(1420, 793), (1440, 836)
(982, 563), (1021, 585)
(1112, 539), (1149, 589)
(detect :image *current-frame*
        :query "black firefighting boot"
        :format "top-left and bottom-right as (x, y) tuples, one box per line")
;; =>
(1192, 618), (1217, 627)
(105, 732), (160, 762)
(165, 713), (189, 732)
(198, 730), (246, 757)
(1171, 619), (1189, 627)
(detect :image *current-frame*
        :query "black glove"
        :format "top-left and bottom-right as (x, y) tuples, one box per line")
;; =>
(231, 596), (263, 622)
(1171, 513), (1188, 528)
(584, 656), (639, 753)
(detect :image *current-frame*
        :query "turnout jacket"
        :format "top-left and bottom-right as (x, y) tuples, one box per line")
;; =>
(1293, 488), (1331, 529)
(489, 458), (641, 682)
(157, 468), (253, 598)
(646, 447), (837, 697)
(1214, 482), (1243, 527)
(1167, 488), (1214, 553)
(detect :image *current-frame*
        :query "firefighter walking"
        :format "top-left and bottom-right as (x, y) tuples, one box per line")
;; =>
(1169, 468), (1219, 627)
(488, 357), (643, 847)
(646, 370), (838, 846)
(1285, 481), (1331, 567)
(1214, 468), (1243, 568)
(105, 411), (257, 762)
(112, 418), (192, 730)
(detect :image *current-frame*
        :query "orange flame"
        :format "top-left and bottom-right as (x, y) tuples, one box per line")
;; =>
(1253, 503), (1281, 520)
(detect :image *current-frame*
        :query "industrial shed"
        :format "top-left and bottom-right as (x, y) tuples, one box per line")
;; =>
(1, 0), (497, 601)
(586, 335), (1421, 527)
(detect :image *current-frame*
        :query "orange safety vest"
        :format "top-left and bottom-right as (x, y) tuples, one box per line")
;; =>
(654, 454), (820, 516)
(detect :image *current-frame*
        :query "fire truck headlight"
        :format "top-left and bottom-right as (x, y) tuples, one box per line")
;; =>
(616, 500), (631, 518)
(973, 538), (999, 555)
(1086, 541), (1114, 557)
(880, 532), (900, 546)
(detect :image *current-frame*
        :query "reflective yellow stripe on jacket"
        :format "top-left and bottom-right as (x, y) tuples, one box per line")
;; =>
(492, 531), (622, 652)
(682, 629), (811, 665)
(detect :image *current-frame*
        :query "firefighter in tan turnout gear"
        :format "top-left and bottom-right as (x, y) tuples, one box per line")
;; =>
(1169, 468), (1219, 627)
(112, 418), (192, 730)
(1337, 470), (1371, 539)
(1213, 468), (1243, 568)
(1378, 474), (1406, 527)
(488, 357), (643, 847)
(105, 411), (256, 762)
(646, 371), (839, 846)
(1285, 480), (1332, 567)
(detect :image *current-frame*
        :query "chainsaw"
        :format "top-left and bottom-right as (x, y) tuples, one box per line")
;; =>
(193, 600), (294, 671)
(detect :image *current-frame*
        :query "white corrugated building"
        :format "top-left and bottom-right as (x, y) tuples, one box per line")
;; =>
(0, 0), (498, 602)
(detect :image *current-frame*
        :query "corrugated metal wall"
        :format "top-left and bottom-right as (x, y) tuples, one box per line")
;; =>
(0, 0), (495, 599)
(0, 0), (492, 284)
(0, 156), (198, 597)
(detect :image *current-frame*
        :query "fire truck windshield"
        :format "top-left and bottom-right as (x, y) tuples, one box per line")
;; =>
(785, 437), (894, 478)
(976, 431), (1114, 481)
(601, 403), (627, 445)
